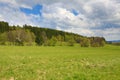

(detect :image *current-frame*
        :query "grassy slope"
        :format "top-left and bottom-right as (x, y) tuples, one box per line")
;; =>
(0, 45), (120, 80)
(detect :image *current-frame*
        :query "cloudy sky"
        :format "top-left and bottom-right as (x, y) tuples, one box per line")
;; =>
(0, 0), (120, 41)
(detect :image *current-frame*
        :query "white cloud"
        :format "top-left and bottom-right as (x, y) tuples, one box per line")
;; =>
(0, 4), (39, 26)
(0, 0), (120, 40)
(65, 28), (94, 37)
(0, 14), (4, 21)
(93, 28), (120, 40)
(42, 4), (91, 28)
(0, 0), (16, 4)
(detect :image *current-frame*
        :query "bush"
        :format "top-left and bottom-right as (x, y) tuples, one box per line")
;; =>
(67, 39), (75, 46)
(80, 38), (90, 47)
(46, 36), (57, 46)
(90, 37), (106, 47)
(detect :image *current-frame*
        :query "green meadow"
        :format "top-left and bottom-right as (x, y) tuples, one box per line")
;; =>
(0, 45), (120, 80)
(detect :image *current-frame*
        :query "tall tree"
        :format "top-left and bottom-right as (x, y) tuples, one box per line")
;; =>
(41, 31), (48, 46)
(0, 21), (9, 33)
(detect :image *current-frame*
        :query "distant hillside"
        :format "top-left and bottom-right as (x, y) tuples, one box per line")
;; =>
(107, 40), (120, 46)
(0, 21), (106, 47)
(107, 40), (120, 43)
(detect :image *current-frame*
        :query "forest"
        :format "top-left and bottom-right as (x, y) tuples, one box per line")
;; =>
(0, 21), (106, 47)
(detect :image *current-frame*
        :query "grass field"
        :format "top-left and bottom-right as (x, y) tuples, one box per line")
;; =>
(0, 45), (120, 80)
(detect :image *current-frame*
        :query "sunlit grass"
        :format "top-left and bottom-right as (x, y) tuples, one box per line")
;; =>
(0, 46), (120, 80)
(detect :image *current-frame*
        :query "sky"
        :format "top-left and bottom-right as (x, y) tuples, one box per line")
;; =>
(0, 0), (120, 41)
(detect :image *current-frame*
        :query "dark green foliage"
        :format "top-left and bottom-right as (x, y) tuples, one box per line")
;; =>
(74, 36), (81, 43)
(0, 21), (9, 33)
(0, 21), (106, 47)
(35, 37), (41, 45)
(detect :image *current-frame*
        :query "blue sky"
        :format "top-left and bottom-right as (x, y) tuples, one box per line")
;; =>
(20, 4), (43, 15)
(0, 0), (120, 41)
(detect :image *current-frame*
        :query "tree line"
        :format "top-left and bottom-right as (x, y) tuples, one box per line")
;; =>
(0, 21), (106, 47)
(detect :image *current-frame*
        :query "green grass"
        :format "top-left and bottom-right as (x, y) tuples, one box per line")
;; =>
(0, 45), (120, 80)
